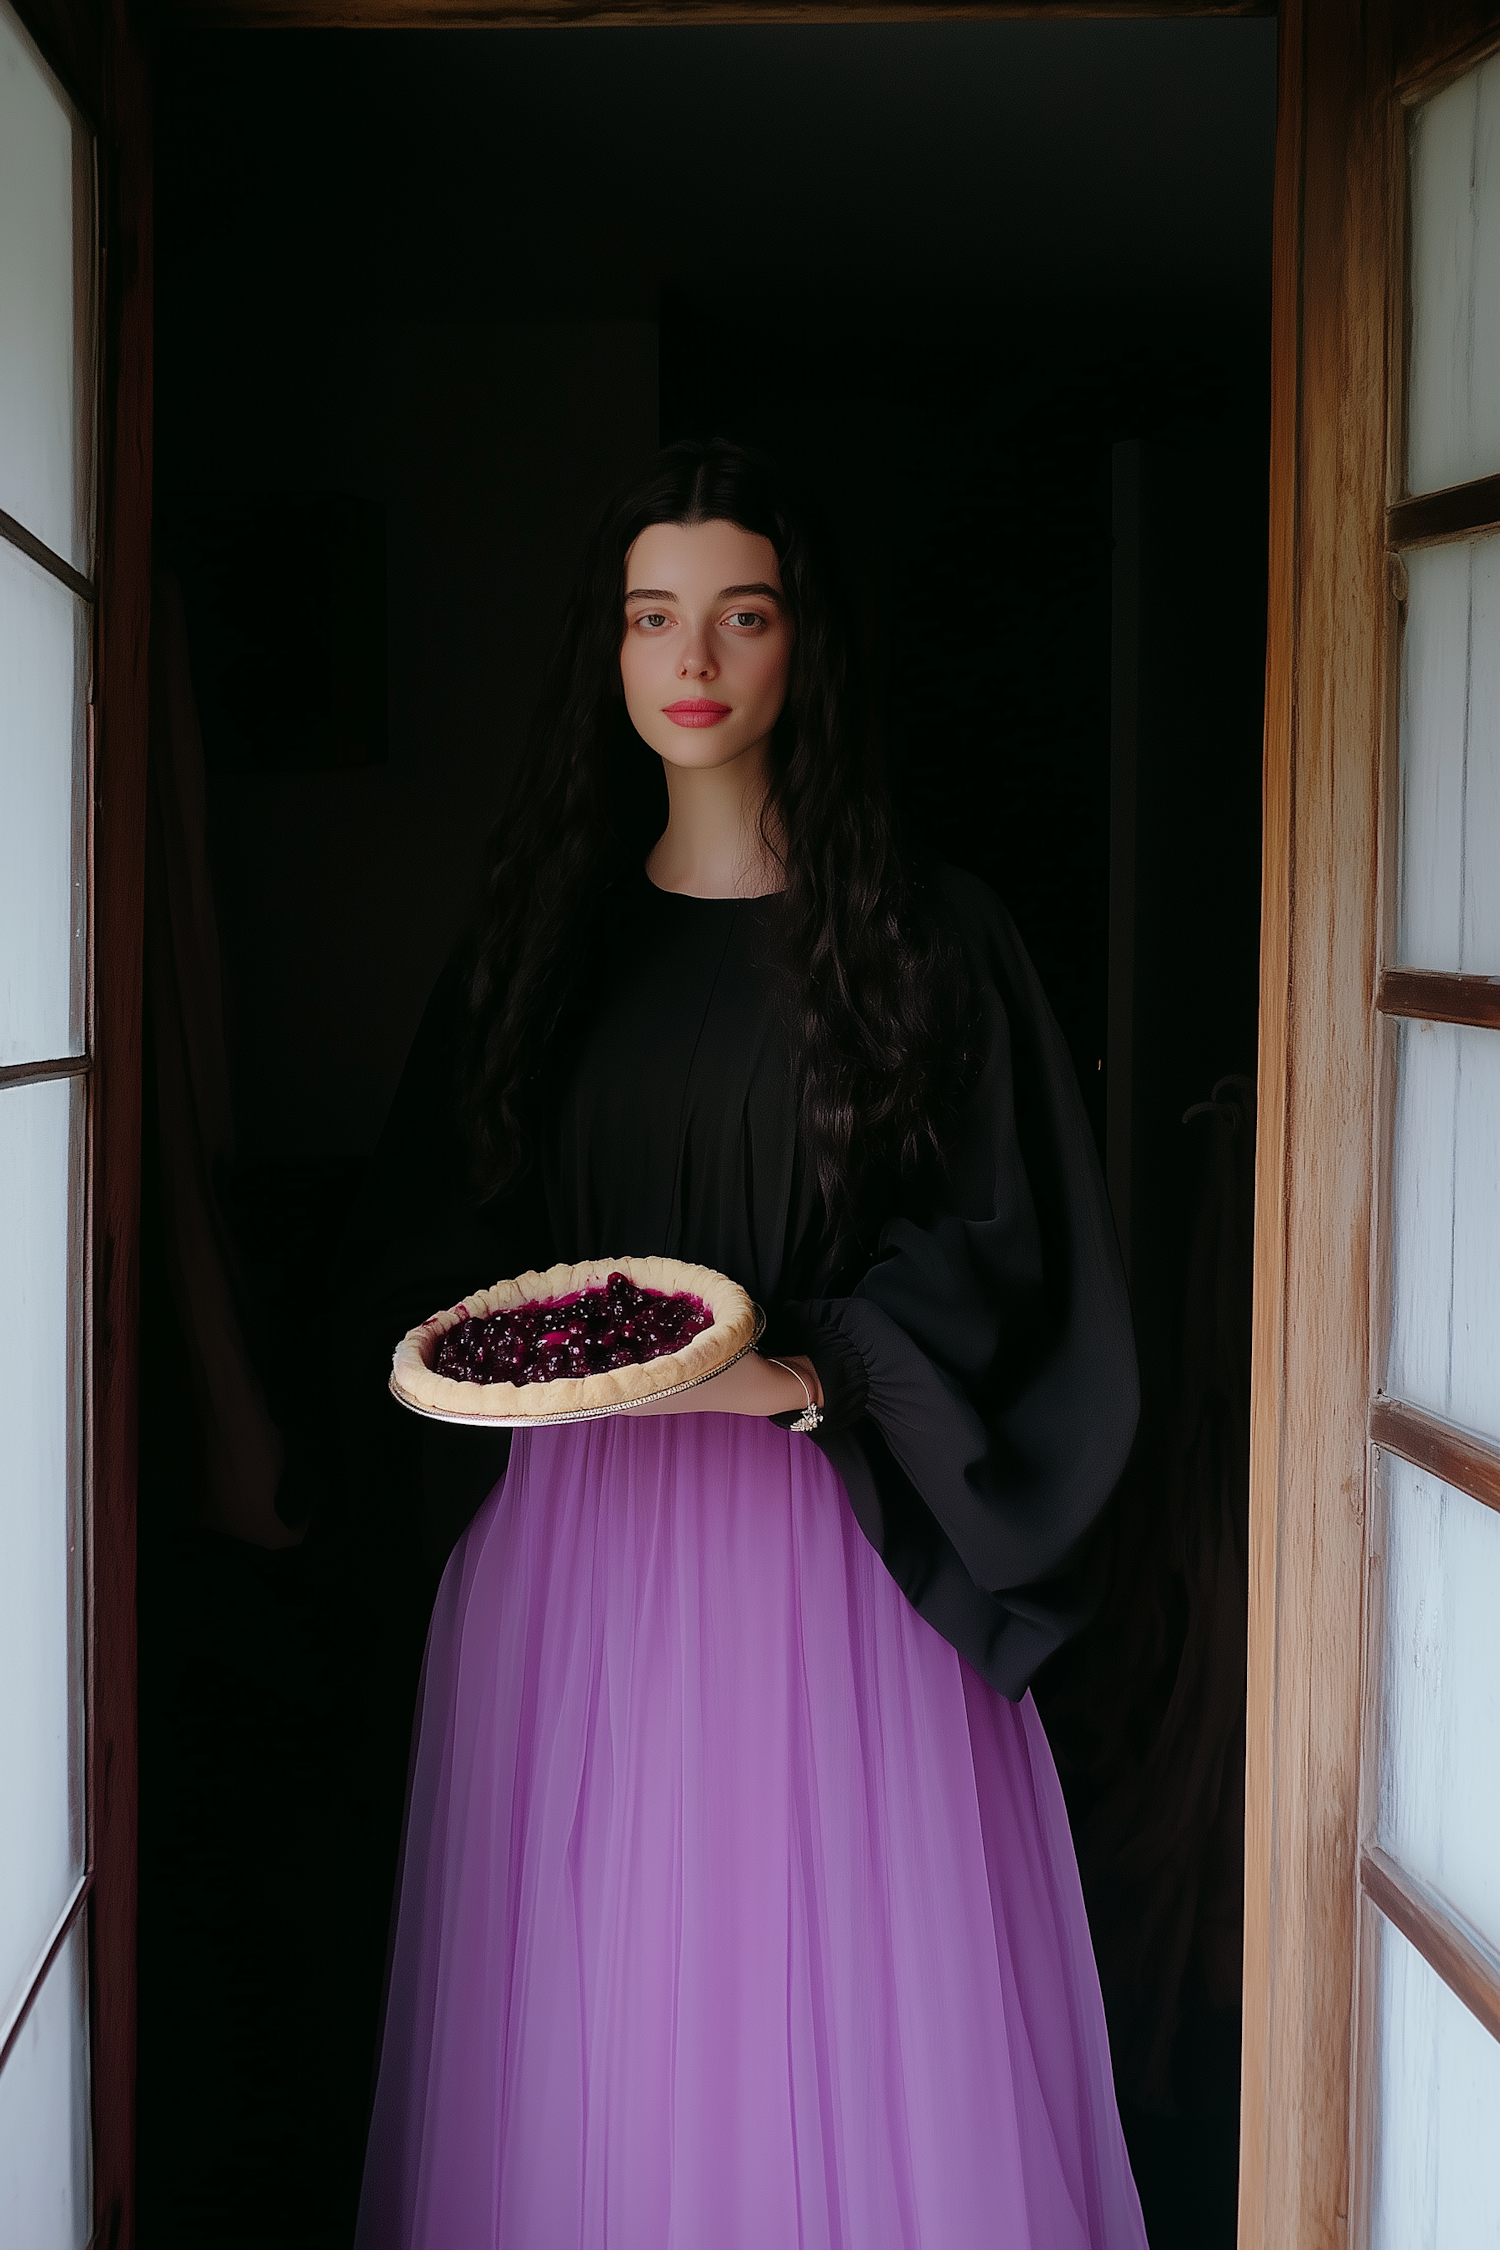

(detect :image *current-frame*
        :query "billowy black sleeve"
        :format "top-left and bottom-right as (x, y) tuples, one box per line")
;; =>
(781, 873), (1139, 1699)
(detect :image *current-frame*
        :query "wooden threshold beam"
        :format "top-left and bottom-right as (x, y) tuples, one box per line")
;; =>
(1362, 1845), (1500, 2048)
(1376, 967), (1500, 1030)
(161, 0), (1273, 27)
(1370, 1395), (1500, 1517)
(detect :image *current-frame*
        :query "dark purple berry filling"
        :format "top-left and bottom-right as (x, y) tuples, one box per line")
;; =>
(434, 1269), (713, 1387)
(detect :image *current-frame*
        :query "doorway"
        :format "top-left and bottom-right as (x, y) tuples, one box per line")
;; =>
(140, 21), (1274, 2245)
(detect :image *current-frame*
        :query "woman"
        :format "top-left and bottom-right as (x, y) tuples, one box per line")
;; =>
(354, 441), (1146, 2248)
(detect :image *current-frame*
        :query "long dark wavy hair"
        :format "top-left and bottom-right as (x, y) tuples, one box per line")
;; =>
(464, 438), (970, 1230)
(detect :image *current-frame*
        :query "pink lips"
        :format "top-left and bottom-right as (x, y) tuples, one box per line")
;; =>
(663, 699), (732, 728)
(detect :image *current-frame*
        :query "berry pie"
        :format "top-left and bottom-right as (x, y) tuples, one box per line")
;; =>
(391, 1256), (760, 1421)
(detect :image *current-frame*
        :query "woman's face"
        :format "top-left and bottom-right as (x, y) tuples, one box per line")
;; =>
(620, 518), (793, 772)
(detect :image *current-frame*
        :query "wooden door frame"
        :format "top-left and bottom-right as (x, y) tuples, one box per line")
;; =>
(1243, 0), (1500, 2242)
(1239, 0), (1386, 2234)
(34, 0), (1500, 2244)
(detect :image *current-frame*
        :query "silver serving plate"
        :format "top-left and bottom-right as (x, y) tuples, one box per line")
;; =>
(388, 1304), (767, 1429)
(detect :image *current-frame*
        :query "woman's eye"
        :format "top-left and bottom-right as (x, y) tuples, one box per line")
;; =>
(726, 611), (765, 629)
(635, 612), (670, 630)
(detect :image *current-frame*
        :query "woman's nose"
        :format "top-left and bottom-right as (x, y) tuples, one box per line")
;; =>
(678, 636), (717, 679)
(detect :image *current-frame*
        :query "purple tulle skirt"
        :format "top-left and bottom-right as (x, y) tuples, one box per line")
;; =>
(355, 1413), (1147, 2250)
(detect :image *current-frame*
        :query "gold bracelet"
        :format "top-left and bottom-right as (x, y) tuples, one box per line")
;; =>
(764, 1355), (823, 1434)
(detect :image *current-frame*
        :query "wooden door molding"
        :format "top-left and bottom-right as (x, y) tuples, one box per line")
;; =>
(157, 0), (1272, 32)
(1240, 0), (1394, 2240)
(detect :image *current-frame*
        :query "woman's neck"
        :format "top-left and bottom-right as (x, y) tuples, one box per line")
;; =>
(645, 737), (785, 900)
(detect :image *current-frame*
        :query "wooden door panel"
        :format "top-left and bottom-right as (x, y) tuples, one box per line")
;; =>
(1246, 2), (1500, 2242)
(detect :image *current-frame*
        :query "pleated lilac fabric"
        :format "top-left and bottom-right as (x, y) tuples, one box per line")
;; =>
(355, 1414), (1147, 2250)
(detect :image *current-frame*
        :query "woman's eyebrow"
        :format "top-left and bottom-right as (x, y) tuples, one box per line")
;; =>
(624, 582), (783, 605)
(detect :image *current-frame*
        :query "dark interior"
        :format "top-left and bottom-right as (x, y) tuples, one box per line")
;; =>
(140, 22), (1274, 2245)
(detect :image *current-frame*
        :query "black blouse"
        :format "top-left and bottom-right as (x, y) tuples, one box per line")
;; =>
(344, 865), (1138, 1699)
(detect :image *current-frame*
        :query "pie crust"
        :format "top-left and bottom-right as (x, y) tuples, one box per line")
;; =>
(391, 1255), (759, 1421)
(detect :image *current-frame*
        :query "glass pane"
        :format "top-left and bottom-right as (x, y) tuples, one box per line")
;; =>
(1407, 51), (1500, 497)
(1378, 1453), (1500, 1954)
(1387, 1018), (1500, 1446)
(0, 1919), (90, 2250)
(1396, 536), (1500, 975)
(0, 1078), (84, 2030)
(0, 0), (93, 576)
(0, 537), (88, 1066)
(1370, 1909), (1500, 2250)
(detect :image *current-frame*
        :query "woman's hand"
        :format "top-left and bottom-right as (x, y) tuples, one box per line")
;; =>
(620, 1351), (824, 1419)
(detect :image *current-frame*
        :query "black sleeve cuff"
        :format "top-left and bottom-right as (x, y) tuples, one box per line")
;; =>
(763, 1302), (870, 1435)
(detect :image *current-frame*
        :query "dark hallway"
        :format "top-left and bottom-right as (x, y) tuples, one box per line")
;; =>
(140, 21), (1274, 2244)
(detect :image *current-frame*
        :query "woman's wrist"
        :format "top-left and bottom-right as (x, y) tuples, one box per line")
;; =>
(761, 1353), (823, 1416)
(619, 1350), (823, 1419)
(762, 1352), (824, 1433)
